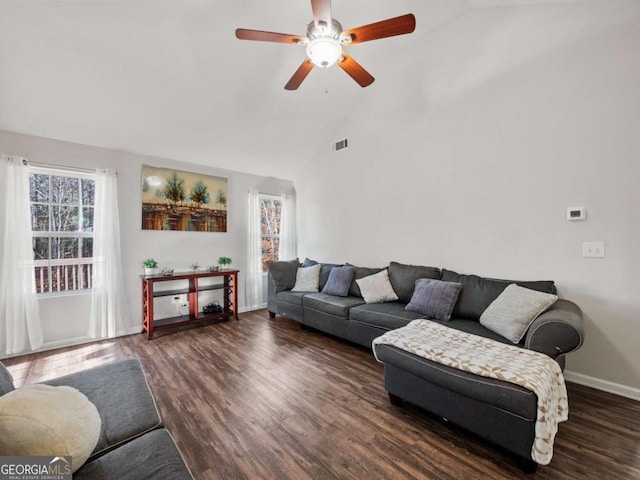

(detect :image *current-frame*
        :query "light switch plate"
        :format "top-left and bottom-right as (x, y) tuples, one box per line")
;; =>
(583, 242), (605, 258)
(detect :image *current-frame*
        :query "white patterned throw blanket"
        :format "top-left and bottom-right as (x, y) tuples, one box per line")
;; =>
(372, 319), (568, 465)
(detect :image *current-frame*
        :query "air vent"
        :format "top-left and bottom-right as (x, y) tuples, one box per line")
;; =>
(333, 138), (348, 152)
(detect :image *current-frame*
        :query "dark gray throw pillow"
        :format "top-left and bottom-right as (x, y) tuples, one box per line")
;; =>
(440, 269), (556, 321)
(301, 258), (317, 267)
(322, 266), (356, 297)
(266, 258), (300, 293)
(388, 261), (441, 304)
(405, 279), (463, 322)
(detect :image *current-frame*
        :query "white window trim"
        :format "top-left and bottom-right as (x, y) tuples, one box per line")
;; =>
(28, 165), (96, 296)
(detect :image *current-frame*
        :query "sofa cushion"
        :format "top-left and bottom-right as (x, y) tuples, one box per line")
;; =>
(388, 261), (441, 304)
(322, 266), (355, 297)
(291, 264), (321, 292)
(356, 269), (399, 304)
(349, 302), (426, 331)
(0, 362), (14, 395)
(303, 293), (365, 318)
(480, 284), (558, 343)
(44, 359), (162, 461)
(74, 429), (193, 480)
(441, 318), (514, 345)
(441, 269), (556, 321)
(267, 258), (300, 293)
(405, 279), (462, 322)
(0, 384), (101, 473)
(374, 344), (537, 420)
(346, 263), (384, 297)
(302, 258), (341, 289)
(276, 290), (308, 307)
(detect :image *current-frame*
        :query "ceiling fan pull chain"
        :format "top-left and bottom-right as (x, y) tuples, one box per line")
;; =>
(324, 67), (329, 94)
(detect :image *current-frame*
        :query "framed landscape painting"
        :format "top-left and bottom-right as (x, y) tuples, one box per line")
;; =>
(141, 165), (227, 232)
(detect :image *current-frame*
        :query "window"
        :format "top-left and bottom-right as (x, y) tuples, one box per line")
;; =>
(259, 195), (282, 271)
(29, 167), (95, 294)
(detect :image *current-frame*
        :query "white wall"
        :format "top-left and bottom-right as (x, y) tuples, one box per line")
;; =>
(0, 130), (294, 349)
(295, 2), (640, 397)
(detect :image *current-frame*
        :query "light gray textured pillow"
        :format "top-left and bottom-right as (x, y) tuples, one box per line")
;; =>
(480, 283), (558, 343)
(291, 264), (321, 292)
(356, 269), (399, 304)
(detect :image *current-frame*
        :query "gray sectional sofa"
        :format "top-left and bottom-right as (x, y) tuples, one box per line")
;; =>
(0, 359), (192, 479)
(267, 258), (584, 468)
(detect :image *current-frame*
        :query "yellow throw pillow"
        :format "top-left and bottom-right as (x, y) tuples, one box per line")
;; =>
(0, 384), (101, 473)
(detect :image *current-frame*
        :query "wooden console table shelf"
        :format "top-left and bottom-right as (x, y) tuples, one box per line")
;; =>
(141, 269), (239, 339)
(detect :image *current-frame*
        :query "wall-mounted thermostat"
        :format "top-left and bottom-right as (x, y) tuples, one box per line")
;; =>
(566, 207), (586, 221)
(332, 138), (348, 152)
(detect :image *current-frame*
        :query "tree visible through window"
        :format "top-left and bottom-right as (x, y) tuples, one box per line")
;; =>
(260, 196), (281, 271)
(29, 169), (95, 294)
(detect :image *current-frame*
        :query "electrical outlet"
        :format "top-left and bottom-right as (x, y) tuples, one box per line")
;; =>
(172, 296), (180, 304)
(583, 241), (605, 258)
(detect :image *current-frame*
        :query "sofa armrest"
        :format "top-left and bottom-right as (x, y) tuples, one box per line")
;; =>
(267, 271), (278, 315)
(524, 299), (584, 359)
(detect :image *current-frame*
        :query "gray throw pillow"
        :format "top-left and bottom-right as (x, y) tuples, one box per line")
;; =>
(301, 258), (317, 267)
(405, 278), (463, 322)
(0, 362), (15, 395)
(302, 258), (341, 290)
(440, 269), (556, 321)
(388, 261), (441, 304)
(322, 266), (356, 297)
(266, 258), (300, 292)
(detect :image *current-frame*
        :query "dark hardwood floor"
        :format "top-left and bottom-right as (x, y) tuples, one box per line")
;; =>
(4, 310), (640, 479)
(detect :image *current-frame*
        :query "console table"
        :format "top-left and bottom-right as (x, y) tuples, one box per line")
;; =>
(141, 269), (239, 339)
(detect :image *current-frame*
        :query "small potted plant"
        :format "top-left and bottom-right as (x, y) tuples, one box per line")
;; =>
(218, 256), (232, 270)
(142, 258), (159, 276)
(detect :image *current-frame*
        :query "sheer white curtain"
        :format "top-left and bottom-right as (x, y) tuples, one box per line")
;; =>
(0, 155), (43, 355)
(88, 169), (126, 338)
(279, 193), (297, 261)
(245, 189), (264, 310)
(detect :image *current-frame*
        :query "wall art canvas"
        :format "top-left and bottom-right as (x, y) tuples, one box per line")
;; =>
(141, 165), (227, 232)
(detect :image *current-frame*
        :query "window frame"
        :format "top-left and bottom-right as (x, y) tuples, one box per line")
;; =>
(259, 193), (282, 272)
(28, 166), (96, 297)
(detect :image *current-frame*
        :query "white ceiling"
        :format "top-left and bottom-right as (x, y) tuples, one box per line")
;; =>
(0, 0), (591, 178)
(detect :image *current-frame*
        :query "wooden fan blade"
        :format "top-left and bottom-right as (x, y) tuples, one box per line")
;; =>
(343, 13), (416, 44)
(337, 52), (374, 88)
(310, 0), (332, 30)
(284, 58), (315, 90)
(235, 28), (304, 45)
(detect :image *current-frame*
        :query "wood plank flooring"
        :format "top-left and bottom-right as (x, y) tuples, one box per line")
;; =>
(4, 310), (640, 479)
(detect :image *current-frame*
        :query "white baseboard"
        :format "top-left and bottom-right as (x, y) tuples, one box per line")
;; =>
(1, 335), (94, 360)
(564, 370), (640, 402)
(239, 305), (266, 313)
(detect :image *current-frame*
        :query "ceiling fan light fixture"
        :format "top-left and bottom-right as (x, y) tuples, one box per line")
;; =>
(306, 37), (342, 68)
(236, 3), (416, 90)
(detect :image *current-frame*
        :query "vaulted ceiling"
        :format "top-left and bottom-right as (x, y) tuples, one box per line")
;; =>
(0, 0), (594, 178)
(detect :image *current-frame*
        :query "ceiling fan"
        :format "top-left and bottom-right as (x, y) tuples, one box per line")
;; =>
(235, 0), (416, 90)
